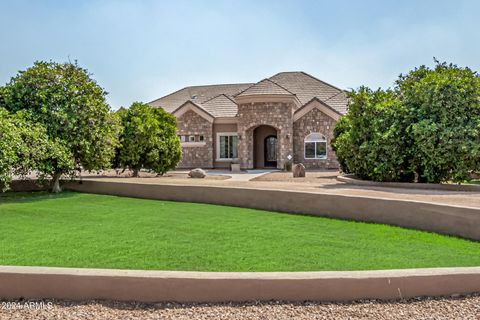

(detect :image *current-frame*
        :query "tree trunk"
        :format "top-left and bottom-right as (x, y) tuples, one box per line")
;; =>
(51, 171), (62, 193)
(132, 169), (140, 177)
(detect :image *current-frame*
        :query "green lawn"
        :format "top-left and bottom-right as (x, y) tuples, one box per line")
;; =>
(1, 192), (479, 272)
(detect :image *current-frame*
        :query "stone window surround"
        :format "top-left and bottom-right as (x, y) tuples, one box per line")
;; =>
(216, 132), (239, 161)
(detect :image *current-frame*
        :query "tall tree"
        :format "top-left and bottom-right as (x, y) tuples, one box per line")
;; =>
(1, 61), (120, 191)
(116, 102), (181, 177)
(333, 61), (480, 183)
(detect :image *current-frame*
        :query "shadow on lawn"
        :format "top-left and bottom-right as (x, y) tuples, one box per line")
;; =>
(0, 191), (79, 205)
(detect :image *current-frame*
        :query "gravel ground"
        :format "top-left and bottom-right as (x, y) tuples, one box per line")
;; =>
(1, 295), (479, 320)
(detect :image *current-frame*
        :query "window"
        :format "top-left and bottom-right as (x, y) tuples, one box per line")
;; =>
(199, 135), (204, 142)
(188, 135), (195, 142)
(217, 133), (238, 160)
(304, 133), (327, 159)
(179, 135), (186, 142)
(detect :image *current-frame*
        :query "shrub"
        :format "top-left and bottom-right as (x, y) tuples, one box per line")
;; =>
(333, 61), (480, 183)
(116, 102), (182, 176)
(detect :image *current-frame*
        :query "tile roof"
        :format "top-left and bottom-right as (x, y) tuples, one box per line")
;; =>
(149, 83), (252, 113)
(201, 94), (238, 118)
(149, 72), (349, 117)
(236, 79), (294, 97)
(268, 71), (346, 106)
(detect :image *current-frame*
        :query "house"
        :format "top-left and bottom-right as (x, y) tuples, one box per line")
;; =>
(149, 72), (349, 170)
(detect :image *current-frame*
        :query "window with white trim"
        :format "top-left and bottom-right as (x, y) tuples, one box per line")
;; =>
(304, 133), (327, 159)
(217, 133), (238, 160)
(188, 135), (195, 142)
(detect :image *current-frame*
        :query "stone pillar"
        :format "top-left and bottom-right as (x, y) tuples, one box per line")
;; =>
(277, 130), (293, 169)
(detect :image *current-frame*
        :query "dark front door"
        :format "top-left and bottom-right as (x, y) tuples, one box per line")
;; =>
(264, 135), (277, 167)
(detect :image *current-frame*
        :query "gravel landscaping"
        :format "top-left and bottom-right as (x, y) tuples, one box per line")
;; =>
(1, 294), (479, 319)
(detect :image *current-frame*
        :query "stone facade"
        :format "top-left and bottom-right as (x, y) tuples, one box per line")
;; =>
(176, 110), (213, 168)
(237, 101), (294, 169)
(293, 108), (339, 169)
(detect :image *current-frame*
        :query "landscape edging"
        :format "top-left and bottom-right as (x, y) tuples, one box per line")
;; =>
(337, 174), (480, 192)
(0, 266), (479, 303)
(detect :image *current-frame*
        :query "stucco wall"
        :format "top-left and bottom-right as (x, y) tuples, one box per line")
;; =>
(1, 266), (479, 303)
(176, 110), (213, 168)
(293, 107), (339, 169)
(237, 101), (294, 169)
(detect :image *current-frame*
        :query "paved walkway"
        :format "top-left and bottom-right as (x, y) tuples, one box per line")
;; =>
(206, 169), (276, 181)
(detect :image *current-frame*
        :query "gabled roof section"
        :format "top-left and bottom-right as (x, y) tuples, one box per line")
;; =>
(236, 79), (295, 97)
(171, 100), (214, 123)
(268, 71), (345, 107)
(149, 83), (252, 113)
(201, 94), (238, 118)
(294, 97), (342, 122)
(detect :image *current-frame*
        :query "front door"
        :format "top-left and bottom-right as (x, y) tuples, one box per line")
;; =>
(264, 135), (277, 167)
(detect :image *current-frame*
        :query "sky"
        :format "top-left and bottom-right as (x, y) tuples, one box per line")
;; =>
(1, 0), (479, 109)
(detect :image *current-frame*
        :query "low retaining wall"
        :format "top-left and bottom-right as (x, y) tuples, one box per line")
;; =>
(1, 266), (479, 303)
(337, 174), (480, 192)
(64, 180), (480, 241)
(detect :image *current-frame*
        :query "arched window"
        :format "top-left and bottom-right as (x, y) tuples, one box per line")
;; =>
(304, 133), (327, 159)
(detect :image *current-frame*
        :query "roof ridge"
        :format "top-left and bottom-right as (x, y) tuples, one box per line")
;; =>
(299, 96), (342, 115)
(323, 90), (345, 102)
(148, 82), (253, 104)
(235, 78), (295, 97)
(266, 78), (297, 96)
(299, 71), (344, 93)
(185, 82), (253, 89)
(202, 93), (237, 105)
(148, 86), (188, 105)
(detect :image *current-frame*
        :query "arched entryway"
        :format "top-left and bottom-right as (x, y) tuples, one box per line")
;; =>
(253, 125), (278, 168)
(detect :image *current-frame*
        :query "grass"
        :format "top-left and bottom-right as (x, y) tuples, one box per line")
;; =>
(0, 192), (479, 272)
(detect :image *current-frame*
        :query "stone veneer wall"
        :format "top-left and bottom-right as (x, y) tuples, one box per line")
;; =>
(293, 108), (339, 169)
(176, 110), (213, 168)
(237, 101), (294, 169)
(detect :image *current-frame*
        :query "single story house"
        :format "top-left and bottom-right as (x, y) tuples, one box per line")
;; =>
(149, 72), (349, 170)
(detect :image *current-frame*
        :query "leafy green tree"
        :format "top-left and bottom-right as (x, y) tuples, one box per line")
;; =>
(333, 61), (480, 183)
(0, 108), (73, 191)
(1, 61), (120, 192)
(399, 62), (480, 182)
(116, 102), (181, 177)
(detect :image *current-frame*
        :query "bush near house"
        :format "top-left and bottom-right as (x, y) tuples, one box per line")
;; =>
(333, 61), (480, 183)
(115, 102), (181, 176)
(0, 61), (121, 192)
